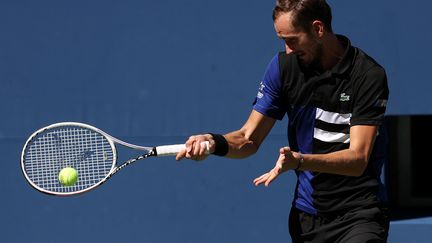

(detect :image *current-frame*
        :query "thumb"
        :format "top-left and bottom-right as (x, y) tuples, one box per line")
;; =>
(280, 146), (291, 154)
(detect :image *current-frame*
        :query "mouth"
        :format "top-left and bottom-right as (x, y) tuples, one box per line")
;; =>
(295, 51), (305, 58)
(296, 53), (306, 61)
(296, 52), (311, 65)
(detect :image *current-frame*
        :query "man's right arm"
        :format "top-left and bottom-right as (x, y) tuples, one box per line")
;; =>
(175, 110), (276, 161)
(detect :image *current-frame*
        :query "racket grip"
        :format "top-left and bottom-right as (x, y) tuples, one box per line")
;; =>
(155, 141), (210, 156)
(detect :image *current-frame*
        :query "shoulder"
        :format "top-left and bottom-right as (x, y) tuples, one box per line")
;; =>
(350, 47), (389, 101)
(262, 52), (299, 83)
(351, 47), (386, 78)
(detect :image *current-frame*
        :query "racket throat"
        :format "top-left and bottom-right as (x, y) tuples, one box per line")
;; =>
(110, 150), (156, 177)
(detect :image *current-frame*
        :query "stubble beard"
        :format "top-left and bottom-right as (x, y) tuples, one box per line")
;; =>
(298, 37), (324, 71)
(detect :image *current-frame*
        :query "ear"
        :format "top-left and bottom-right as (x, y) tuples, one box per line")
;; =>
(312, 20), (325, 37)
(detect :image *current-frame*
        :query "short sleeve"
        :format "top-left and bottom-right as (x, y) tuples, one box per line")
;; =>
(350, 66), (389, 126)
(252, 54), (286, 120)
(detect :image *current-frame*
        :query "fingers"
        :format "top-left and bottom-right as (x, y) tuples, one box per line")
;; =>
(280, 146), (291, 154)
(175, 137), (194, 161)
(199, 141), (208, 155)
(177, 135), (210, 161)
(265, 167), (281, 187)
(253, 166), (281, 187)
(278, 146), (296, 172)
(193, 138), (201, 156)
(175, 148), (187, 161)
(253, 146), (293, 187)
(253, 172), (269, 185)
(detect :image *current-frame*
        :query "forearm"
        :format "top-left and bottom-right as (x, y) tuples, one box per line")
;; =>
(212, 111), (275, 159)
(223, 130), (259, 159)
(177, 110), (276, 161)
(299, 149), (368, 176)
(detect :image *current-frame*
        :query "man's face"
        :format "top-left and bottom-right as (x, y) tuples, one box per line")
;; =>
(274, 12), (322, 68)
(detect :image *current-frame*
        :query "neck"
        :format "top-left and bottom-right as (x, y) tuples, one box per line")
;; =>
(321, 34), (345, 70)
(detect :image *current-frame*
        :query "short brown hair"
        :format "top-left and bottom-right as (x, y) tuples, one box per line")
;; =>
(272, 0), (333, 32)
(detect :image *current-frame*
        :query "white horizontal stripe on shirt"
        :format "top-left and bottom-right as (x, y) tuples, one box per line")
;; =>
(315, 108), (351, 125)
(314, 128), (350, 143)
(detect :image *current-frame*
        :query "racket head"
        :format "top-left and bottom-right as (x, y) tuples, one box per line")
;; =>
(21, 122), (117, 196)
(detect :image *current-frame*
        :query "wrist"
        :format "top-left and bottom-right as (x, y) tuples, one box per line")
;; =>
(208, 133), (229, 156)
(295, 152), (304, 171)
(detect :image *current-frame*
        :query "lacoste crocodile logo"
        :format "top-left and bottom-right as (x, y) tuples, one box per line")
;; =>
(340, 93), (350, 102)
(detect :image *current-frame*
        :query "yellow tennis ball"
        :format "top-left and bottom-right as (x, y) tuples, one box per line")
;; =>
(58, 167), (78, 186)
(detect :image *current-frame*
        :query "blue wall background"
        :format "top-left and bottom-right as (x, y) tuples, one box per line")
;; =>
(1, 0), (431, 242)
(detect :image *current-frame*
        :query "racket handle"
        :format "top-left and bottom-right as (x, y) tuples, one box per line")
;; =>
(155, 141), (210, 156)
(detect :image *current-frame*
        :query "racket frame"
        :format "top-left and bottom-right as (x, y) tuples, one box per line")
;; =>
(21, 122), (150, 196)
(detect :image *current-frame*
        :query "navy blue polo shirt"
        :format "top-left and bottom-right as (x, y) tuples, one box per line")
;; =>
(253, 35), (389, 216)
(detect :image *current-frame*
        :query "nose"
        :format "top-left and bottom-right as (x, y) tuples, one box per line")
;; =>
(285, 44), (293, 54)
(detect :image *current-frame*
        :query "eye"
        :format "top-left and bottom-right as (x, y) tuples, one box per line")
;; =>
(283, 37), (297, 46)
(284, 38), (297, 46)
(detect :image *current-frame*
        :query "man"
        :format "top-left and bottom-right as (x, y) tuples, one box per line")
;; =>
(176, 0), (390, 242)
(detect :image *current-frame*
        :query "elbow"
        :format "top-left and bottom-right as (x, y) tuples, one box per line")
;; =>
(248, 142), (260, 155)
(350, 157), (369, 177)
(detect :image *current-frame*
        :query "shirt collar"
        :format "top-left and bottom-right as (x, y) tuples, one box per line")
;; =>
(330, 34), (356, 76)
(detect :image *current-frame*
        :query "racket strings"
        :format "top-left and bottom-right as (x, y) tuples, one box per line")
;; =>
(23, 126), (115, 193)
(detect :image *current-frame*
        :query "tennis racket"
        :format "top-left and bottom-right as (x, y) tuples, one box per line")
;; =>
(21, 122), (209, 196)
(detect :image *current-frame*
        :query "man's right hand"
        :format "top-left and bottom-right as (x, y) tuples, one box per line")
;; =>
(175, 134), (215, 161)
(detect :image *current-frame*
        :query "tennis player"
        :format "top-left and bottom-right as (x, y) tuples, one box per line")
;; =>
(177, 0), (390, 242)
